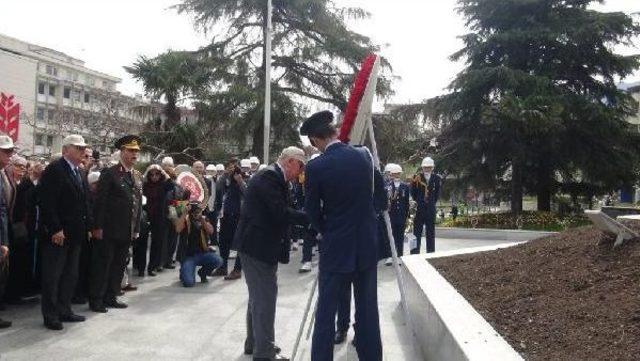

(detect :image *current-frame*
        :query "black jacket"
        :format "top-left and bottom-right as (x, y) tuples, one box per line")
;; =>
(38, 158), (92, 245)
(94, 163), (143, 242)
(233, 165), (307, 265)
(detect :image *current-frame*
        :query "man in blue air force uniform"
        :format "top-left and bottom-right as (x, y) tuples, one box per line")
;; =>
(384, 163), (410, 264)
(301, 110), (387, 361)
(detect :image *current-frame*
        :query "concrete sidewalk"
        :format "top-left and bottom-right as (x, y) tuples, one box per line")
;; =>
(0, 229), (544, 361)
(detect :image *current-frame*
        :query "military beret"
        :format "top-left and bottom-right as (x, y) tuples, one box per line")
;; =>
(300, 110), (334, 137)
(115, 135), (142, 150)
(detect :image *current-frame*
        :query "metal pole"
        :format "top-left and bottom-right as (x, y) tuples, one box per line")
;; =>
(263, 0), (273, 164)
(366, 115), (411, 326)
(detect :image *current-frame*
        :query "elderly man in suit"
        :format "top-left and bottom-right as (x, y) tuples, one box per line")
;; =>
(90, 135), (143, 312)
(301, 111), (387, 361)
(234, 147), (308, 361)
(38, 135), (93, 330)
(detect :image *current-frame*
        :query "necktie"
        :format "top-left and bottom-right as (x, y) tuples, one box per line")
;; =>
(73, 168), (82, 186)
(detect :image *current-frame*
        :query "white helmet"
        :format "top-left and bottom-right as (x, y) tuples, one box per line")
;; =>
(240, 159), (251, 168)
(87, 171), (101, 185)
(205, 164), (216, 171)
(390, 164), (403, 174)
(161, 156), (174, 167)
(249, 156), (260, 165)
(421, 157), (435, 168)
(216, 164), (225, 171)
(384, 163), (396, 173)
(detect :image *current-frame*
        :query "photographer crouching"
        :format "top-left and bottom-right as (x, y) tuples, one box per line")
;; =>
(174, 201), (223, 287)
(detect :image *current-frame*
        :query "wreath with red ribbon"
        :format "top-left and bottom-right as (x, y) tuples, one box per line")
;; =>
(338, 54), (378, 143)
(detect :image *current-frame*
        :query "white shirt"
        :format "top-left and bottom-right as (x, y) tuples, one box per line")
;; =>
(63, 156), (79, 174)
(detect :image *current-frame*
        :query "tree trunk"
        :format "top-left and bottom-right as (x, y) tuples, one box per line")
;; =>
(164, 93), (180, 130)
(537, 188), (551, 212)
(511, 161), (523, 214)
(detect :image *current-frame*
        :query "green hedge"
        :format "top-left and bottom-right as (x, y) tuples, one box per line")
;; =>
(440, 211), (590, 232)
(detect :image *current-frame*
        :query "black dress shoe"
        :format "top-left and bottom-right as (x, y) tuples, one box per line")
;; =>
(0, 318), (11, 328)
(156, 267), (164, 273)
(104, 299), (128, 309)
(44, 319), (63, 331)
(60, 313), (86, 322)
(163, 264), (176, 270)
(147, 270), (157, 277)
(90, 303), (108, 313)
(253, 355), (289, 361)
(334, 330), (348, 344)
(245, 345), (281, 355)
(71, 296), (87, 305)
(197, 268), (208, 283)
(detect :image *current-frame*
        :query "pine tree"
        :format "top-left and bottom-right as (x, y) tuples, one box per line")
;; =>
(432, 0), (640, 212)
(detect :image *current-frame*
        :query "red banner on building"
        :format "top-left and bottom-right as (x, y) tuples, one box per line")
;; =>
(0, 93), (20, 142)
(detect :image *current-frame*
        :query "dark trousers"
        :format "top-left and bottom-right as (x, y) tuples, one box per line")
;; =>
(219, 214), (241, 272)
(391, 222), (406, 257)
(301, 234), (317, 263)
(133, 226), (150, 273)
(40, 240), (81, 321)
(312, 266), (382, 361)
(336, 282), (352, 333)
(6, 241), (30, 300)
(412, 209), (436, 254)
(241, 252), (278, 359)
(147, 218), (166, 271)
(90, 239), (129, 304)
(164, 224), (178, 266)
(0, 258), (7, 306)
(73, 238), (93, 300)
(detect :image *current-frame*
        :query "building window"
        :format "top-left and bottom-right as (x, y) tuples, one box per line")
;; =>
(46, 65), (58, 77)
(63, 87), (71, 99)
(35, 134), (44, 146)
(46, 135), (54, 147)
(85, 76), (95, 86)
(36, 108), (45, 121)
(84, 93), (90, 103)
(38, 82), (46, 95)
(49, 85), (56, 97)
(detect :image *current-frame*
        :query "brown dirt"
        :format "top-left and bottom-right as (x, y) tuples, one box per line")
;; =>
(429, 226), (640, 361)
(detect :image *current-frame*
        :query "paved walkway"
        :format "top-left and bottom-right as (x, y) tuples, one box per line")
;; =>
(0, 229), (548, 361)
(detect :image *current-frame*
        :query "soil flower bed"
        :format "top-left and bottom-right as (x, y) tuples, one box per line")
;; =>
(429, 226), (639, 361)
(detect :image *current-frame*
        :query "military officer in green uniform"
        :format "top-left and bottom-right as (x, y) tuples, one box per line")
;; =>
(89, 135), (143, 312)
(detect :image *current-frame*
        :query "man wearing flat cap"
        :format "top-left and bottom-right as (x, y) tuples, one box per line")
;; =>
(234, 147), (308, 361)
(90, 135), (143, 312)
(39, 134), (93, 330)
(301, 111), (387, 361)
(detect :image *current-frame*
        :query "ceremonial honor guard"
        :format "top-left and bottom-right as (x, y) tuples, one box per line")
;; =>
(386, 164), (410, 264)
(410, 157), (441, 253)
(302, 111), (387, 361)
(90, 135), (143, 312)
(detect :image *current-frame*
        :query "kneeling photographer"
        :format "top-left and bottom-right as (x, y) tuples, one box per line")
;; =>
(174, 201), (222, 287)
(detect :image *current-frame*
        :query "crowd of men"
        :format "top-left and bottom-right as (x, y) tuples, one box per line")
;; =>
(0, 110), (442, 361)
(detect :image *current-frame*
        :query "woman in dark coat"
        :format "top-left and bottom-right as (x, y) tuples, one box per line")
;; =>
(142, 164), (170, 276)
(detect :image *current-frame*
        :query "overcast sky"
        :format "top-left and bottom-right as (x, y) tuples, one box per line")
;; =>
(1, 0), (638, 107)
